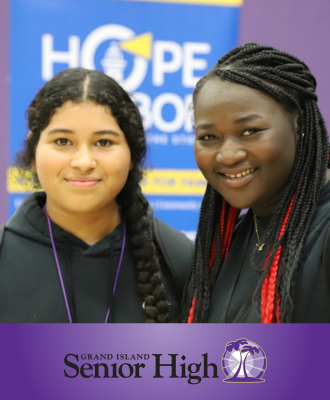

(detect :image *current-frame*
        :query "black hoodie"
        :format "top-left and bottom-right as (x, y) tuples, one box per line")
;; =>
(207, 180), (330, 322)
(0, 192), (193, 323)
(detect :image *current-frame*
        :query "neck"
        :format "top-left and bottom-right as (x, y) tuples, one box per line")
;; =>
(252, 198), (280, 219)
(45, 200), (121, 244)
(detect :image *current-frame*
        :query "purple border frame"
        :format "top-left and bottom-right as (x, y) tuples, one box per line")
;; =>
(0, 0), (8, 224)
(0, 324), (327, 399)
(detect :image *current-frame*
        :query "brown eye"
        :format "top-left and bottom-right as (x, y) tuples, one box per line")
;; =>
(55, 138), (71, 146)
(242, 129), (259, 137)
(199, 134), (217, 141)
(96, 139), (112, 147)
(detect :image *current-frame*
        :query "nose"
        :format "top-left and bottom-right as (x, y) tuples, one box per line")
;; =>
(216, 138), (247, 166)
(70, 145), (97, 171)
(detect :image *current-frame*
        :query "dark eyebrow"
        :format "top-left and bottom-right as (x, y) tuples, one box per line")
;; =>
(234, 114), (262, 123)
(47, 128), (74, 135)
(93, 130), (121, 137)
(195, 115), (263, 131)
(195, 123), (214, 131)
(47, 128), (121, 137)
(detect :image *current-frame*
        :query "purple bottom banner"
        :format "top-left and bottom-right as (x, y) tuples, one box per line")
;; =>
(0, 324), (325, 399)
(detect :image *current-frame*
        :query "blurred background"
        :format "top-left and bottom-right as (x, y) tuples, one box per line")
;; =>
(0, 0), (329, 239)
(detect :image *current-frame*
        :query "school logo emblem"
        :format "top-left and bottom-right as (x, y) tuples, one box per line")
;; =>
(222, 338), (267, 383)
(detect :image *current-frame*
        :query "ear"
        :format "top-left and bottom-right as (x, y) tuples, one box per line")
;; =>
(291, 111), (303, 143)
(129, 160), (134, 170)
(296, 110), (305, 137)
(27, 131), (36, 168)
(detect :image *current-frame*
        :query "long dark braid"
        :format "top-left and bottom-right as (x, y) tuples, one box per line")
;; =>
(184, 43), (330, 323)
(117, 172), (169, 323)
(183, 186), (239, 323)
(17, 67), (170, 323)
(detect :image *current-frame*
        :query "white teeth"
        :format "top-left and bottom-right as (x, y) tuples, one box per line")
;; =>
(223, 168), (255, 179)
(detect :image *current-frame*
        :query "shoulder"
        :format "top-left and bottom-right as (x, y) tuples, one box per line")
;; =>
(300, 185), (330, 276)
(0, 224), (5, 249)
(152, 217), (194, 262)
(321, 221), (330, 273)
(152, 217), (194, 293)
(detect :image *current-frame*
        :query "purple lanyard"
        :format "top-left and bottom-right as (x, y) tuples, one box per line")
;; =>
(43, 207), (126, 323)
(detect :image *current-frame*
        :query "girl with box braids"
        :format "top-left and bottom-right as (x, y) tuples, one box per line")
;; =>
(183, 43), (330, 323)
(17, 68), (175, 322)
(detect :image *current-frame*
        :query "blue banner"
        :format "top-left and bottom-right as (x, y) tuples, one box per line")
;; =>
(9, 0), (241, 237)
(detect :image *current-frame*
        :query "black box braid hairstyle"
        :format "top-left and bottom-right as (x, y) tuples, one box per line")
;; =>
(183, 43), (330, 323)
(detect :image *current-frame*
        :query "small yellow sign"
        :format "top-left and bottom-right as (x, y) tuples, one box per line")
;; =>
(141, 169), (207, 195)
(120, 0), (243, 7)
(7, 167), (40, 193)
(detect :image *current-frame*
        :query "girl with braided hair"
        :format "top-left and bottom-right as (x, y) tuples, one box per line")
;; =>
(183, 42), (330, 323)
(0, 67), (193, 323)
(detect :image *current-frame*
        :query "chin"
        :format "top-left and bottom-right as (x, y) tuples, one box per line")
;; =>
(219, 196), (252, 210)
(62, 203), (99, 214)
(215, 187), (255, 210)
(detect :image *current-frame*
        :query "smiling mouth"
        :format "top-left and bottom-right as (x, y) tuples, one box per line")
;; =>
(66, 179), (101, 188)
(220, 168), (256, 179)
(217, 168), (258, 188)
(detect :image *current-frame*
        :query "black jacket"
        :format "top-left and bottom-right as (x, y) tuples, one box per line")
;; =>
(0, 193), (194, 323)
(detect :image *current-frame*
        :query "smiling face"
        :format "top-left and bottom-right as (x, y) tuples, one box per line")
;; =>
(34, 101), (132, 219)
(194, 79), (299, 216)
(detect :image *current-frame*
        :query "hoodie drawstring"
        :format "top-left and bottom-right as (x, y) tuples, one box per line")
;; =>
(43, 206), (126, 323)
